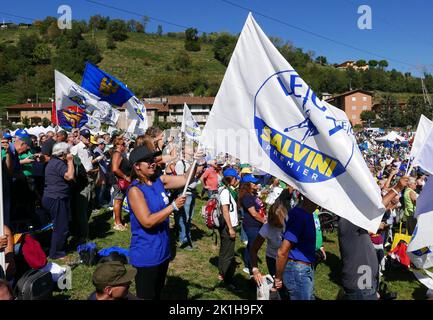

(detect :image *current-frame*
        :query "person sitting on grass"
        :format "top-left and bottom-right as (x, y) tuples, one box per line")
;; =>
(88, 261), (138, 300)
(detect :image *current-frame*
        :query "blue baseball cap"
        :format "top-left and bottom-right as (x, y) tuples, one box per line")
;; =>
(223, 168), (240, 180)
(3, 132), (12, 139)
(241, 174), (259, 184)
(14, 129), (29, 138)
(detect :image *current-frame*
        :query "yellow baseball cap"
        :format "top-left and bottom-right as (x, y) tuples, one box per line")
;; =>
(90, 135), (98, 145)
(241, 167), (252, 174)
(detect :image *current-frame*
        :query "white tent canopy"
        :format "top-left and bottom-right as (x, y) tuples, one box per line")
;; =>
(375, 131), (406, 142)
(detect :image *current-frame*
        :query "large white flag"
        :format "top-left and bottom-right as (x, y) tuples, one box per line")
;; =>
(412, 126), (433, 174)
(125, 96), (148, 135)
(407, 177), (433, 269)
(181, 103), (201, 141)
(410, 114), (433, 161)
(201, 13), (385, 232)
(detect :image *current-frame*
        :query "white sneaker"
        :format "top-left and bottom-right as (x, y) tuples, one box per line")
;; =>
(242, 267), (250, 275)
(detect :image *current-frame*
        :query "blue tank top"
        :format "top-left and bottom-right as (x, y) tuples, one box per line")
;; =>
(127, 178), (171, 267)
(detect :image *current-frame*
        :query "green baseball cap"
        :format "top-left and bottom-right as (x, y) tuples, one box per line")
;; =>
(92, 261), (136, 290)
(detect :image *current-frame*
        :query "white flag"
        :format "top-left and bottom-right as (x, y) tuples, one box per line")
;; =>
(201, 13), (384, 232)
(181, 103), (201, 141)
(125, 96), (148, 135)
(92, 101), (120, 126)
(83, 115), (102, 133)
(410, 114), (433, 161)
(55, 70), (120, 131)
(55, 70), (99, 114)
(407, 177), (433, 269)
(412, 127), (433, 174)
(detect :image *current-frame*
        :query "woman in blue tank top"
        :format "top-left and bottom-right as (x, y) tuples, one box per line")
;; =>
(127, 145), (196, 299)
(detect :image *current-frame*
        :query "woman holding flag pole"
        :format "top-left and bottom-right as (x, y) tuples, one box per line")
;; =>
(125, 144), (203, 299)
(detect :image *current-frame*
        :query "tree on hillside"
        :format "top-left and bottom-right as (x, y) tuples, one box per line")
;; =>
(404, 96), (432, 126)
(89, 15), (110, 30)
(185, 28), (201, 52)
(315, 56), (327, 65)
(126, 19), (137, 32)
(368, 60), (378, 68)
(360, 110), (376, 126)
(106, 35), (116, 50)
(135, 22), (144, 33)
(356, 59), (367, 67)
(46, 22), (61, 41)
(378, 60), (389, 70)
(157, 25), (163, 36)
(107, 19), (128, 42)
(212, 33), (237, 66)
(269, 37), (284, 48)
(172, 50), (192, 72)
(17, 34), (41, 60)
(378, 94), (399, 127)
(33, 43), (51, 65)
(52, 27), (102, 74)
(35, 16), (57, 35)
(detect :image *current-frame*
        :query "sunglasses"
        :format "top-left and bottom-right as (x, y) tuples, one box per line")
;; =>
(139, 158), (156, 166)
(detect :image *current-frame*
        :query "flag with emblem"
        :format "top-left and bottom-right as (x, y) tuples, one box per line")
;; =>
(81, 62), (148, 133)
(54, 70), (100, 129)
(181, 103), (201, 141)
(201, 13), (385, 232)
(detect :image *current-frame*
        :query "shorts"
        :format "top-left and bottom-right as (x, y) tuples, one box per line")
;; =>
(112, 184), (126, 201)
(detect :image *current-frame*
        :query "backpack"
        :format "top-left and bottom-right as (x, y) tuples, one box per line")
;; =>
(21, 234), (48, 270)
(77, 243), (100, 266)
(201, 187), (231, 229)
(14, 269), (54, 300)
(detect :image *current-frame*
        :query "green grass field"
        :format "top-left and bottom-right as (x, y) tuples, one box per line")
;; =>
(50, 196), (428, 300)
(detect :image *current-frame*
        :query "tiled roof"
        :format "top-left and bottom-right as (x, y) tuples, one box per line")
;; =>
(165, 96), (215, 105)
(6, 103), (52, 110)
(325, 89), (373, 101)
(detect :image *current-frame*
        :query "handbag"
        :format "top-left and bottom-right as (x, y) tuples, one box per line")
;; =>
(117, 178), (130, 191)
(391, 222), (412, 250)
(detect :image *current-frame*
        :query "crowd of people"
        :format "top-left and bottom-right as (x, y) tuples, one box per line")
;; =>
(0, 125), (428, 300)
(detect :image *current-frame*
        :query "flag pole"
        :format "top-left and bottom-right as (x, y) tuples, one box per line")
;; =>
(0, 131), (5, 275)
(182, 159), (197, 196)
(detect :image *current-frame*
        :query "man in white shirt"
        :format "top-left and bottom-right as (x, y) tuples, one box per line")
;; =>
(217, 168), (240, 291)
(69, 129), (99, 244)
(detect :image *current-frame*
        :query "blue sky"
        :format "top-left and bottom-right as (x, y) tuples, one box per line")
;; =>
(1, 0), (432, 76)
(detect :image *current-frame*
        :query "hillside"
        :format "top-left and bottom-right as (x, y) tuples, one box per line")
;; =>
(0, 25), (431, 111)
(0, 27), (226, 105)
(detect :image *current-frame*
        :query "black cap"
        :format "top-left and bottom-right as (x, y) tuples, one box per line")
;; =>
(129, 146), (155, 165)
(80, 129), (91, 139)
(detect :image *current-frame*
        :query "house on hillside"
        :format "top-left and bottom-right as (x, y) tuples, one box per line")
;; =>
(164, 96), (215, 126)
(18, 23), (32, 29)
(336, 60), (369, 71)
(5, 103), (52, 125)
(325, 89), (373, 125)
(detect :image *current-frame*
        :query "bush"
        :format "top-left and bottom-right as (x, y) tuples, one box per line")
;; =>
(213, 33), (237, 66)
(106, 35), (116, 50)
(184, 28), (201, 52)
(107, 19), (128, 42)
(172, 51), (192, 71)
